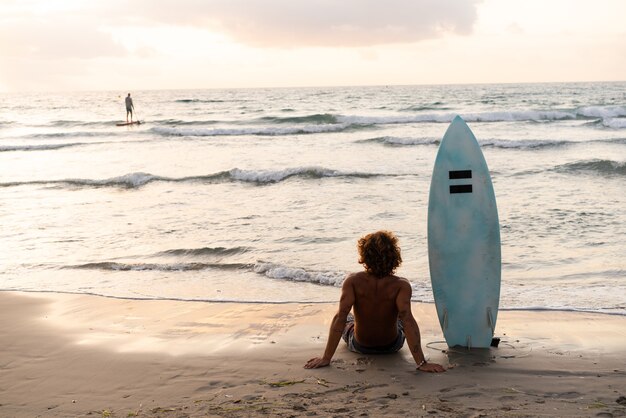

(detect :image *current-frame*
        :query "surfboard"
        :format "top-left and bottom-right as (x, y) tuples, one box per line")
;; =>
(116, 121), (142, 126)
(427, 115), (501, 348)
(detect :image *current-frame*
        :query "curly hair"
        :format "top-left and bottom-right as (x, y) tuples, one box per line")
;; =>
(357, 230), (402, 278)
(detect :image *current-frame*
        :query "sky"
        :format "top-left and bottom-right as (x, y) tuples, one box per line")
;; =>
(0, 0), (624, 92)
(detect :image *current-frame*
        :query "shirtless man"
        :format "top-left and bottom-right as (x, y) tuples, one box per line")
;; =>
(305, 231), (445, 373)
(125, 93), (134, 123)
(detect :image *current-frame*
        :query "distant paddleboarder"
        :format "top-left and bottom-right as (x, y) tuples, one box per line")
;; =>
(125, 93), (134, 123)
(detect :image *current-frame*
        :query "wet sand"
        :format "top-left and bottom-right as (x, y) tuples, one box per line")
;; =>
(1, 291), (625, 417)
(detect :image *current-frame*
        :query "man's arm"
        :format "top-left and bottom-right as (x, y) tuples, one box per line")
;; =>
(304, 275), (355, 369)
(396, 280), (445, 373)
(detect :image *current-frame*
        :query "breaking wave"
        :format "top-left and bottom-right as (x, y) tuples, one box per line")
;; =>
(357, 136), (440, 146)
(555, 159), (626, 177)
(253, 262), (346, 287)
(175, 99), (228, 103)
(26, 131), (121, 139)
(0, 167), (390, 189)
(151, 124), (351, 137)
(359, 136), (625, 149)
(0, 143), (89, 152)
(479, 139), (570, 149)
(66, 261), (252, 272)
(227, 167), (384, 183)
(156, 246), (251, 257)
(147, 107), (626, 138)
(602, 118), (626, 129)
(258, 113), (339, 124)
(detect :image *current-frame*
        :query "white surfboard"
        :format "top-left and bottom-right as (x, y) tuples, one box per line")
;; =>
(427, 115), (501, 348)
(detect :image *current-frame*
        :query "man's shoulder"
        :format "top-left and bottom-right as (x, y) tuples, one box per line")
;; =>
(393, 275), (411, 284)
(346, 272), (411, 286)
(388, 275), (412, 290)
(346, 271), (366, 280)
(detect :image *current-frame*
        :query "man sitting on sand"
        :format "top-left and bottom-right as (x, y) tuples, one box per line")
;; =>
(305, 231), (445, 373)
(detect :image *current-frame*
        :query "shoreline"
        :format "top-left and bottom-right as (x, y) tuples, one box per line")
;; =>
(1, 290), (625, 417)
(7, 288), (625, 317)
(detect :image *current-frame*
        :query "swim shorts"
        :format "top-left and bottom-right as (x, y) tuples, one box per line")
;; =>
(342, 314), (405, 354)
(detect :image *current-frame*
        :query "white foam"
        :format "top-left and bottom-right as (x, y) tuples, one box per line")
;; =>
(254, 262), (345, 286)
(378, 136), (439, 146)
(0, 143), (78, 151)
(152, 123), (348, 137)
(339, 114), (451, 124)
(339, 110), (576, 125)
(467, 110), (575, 122)
(229, 167), (340, 183)
(479, 139), (568, 149)
(151, 107), (626, 137)
(578, 106), (626, 119)
(98, 172), (159, 187)
(602, 118), (626, 129)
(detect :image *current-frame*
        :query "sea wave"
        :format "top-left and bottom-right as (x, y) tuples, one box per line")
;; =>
(253, 262), (346, 286)
(66, 261), (251, 272)
(359, 136), (576, 149)
(577, 106), (626, 119)
(175, 99), (228, 103)
(0, 167), (389, 189)
(337, 110), (578, 125)
(341, 107), (626, 125)
(154, 118), (221, 126)
(359, 135), (626, 150)
(156, 246), (251, 257)
(400, 102), (450, 112)
(0, 143), (89, 152)
(357, 136), (440, 146)
(480, 139), (570, 149)
(140, 106), (626, 138)
(554, 159), (626, 177)
(258, 113), (339, 124)
(602, 118), (626, 129)
(6, 104), (626, 137)
(46, 120), (114, 128)
(27, 131), (121, 139)
(228, 167), (383, 183)
(151, 124), (350, 137)
(0, 172), (165, 189)
(500, 306), (626, 316)
(251, 262), (436, 302)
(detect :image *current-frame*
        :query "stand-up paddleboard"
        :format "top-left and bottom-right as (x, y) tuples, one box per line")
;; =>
(427, 115), (501, 348)
(116, 121), (142, 126)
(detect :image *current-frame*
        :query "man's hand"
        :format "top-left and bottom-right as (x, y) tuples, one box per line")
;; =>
(304, 357), (331, 369)
(417, 361), (446, 373)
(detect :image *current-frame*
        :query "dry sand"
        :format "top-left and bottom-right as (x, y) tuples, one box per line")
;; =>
(1, 291), (625, 417)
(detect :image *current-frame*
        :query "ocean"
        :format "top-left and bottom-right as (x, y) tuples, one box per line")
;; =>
(1, 82), (624, 315)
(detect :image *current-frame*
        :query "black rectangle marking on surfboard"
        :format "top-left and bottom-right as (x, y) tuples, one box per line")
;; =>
(450, 184), (473, 194)
(449, 170), (472, 179)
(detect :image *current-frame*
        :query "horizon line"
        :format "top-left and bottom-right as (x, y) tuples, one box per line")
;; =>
(2, 79), (625, 95)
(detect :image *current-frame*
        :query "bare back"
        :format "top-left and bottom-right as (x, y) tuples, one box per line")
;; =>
(347, 271), (410, 347)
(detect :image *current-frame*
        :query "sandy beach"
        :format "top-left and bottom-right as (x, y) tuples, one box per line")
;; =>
(1, 291), (625, 417)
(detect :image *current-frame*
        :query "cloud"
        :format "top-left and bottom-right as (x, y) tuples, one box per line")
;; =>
(128, 0), (483, 47)
(0, 1), (482, 59)
(0, 16), (125, 60)
(0, 0), (486, 91)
